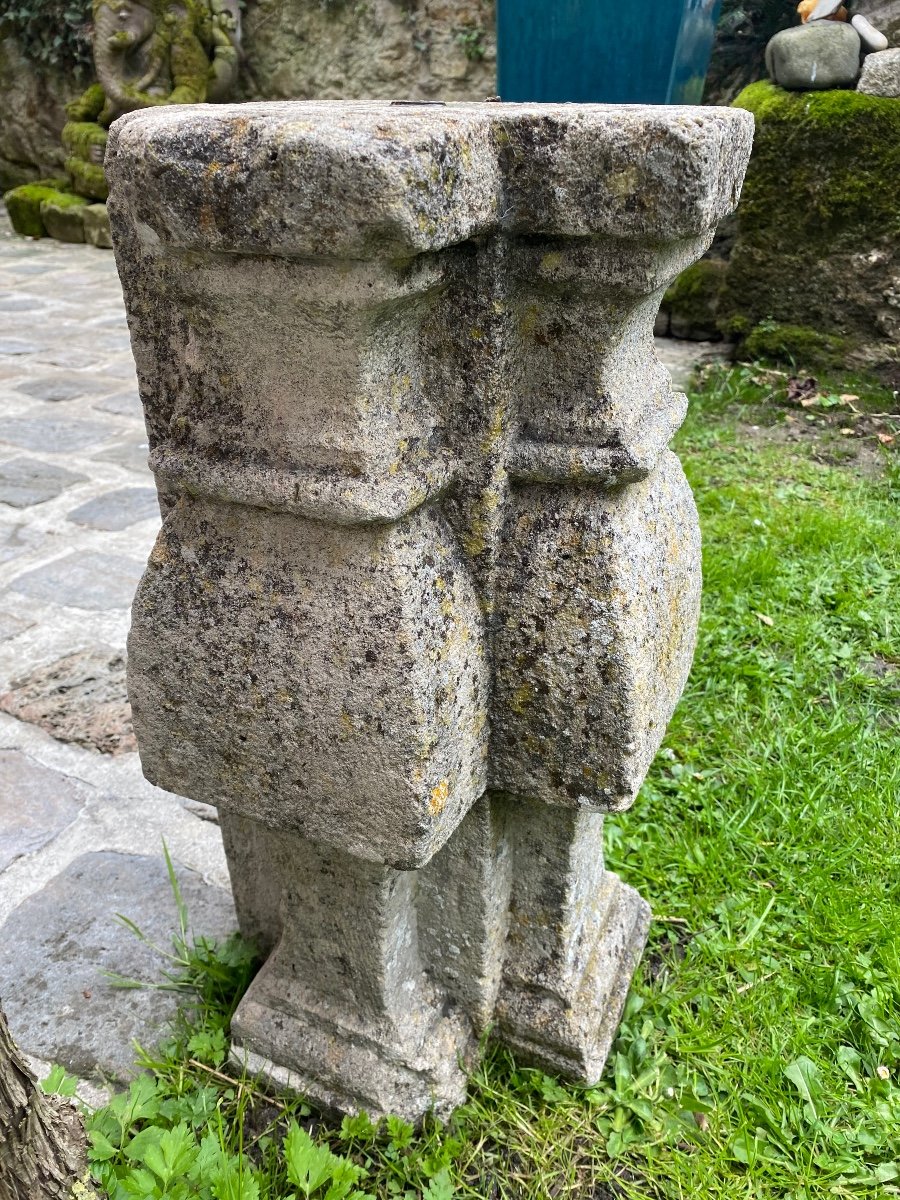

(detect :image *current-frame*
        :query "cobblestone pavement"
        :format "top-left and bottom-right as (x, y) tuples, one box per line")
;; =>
(0, 209), (724, 1099)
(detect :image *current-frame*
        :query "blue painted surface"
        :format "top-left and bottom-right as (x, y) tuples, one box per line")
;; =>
(497, 0), (723, 104)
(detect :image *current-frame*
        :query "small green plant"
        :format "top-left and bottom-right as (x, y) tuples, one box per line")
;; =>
(3, 0), (93, 76)
(76, 398), (900, 1198)
(453, 25), (485, 63)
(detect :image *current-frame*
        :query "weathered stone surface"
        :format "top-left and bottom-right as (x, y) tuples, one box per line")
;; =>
(857, 47), (900, 95)
(766, 22), (862, 91)
(0, 649), (136, 755)
(0, 749), (90, 871)
(110, 102), (751, 1119)
(0, 851), (236, 1081)
(82, 203), (113, 249)
(40, 198), (87, 243)
(11, 551), (144, 610)
(68, 487), (158, 530)
(0, 456), (87, 507)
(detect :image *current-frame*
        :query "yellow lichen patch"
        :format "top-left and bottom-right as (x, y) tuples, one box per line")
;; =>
(510, 683), (533, 714)
(608, 166), (640, 197)
(518, 305), (541, 337)
(429, 777), (450, 815)
(540, 251), (562, 273)
(470, 326), (485, 341)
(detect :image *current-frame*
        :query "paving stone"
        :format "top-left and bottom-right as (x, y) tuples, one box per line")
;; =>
(68, 487), (158, 531)
(10, 551), (145, 610)
(0, 416), (114, 453)
(0, 337), (45, 354)
(1, 648), (136, 754)
(91, 390), (142, 418)
(0, 851), (237, 1081)
(0, 523), (31, 564)
(92, 441), (151, 475)
(0, 749), (91, 871)
(0, 457), (87, 507)
(0, 293), (48, 312)
(32, 348), (110, 371)
(0, 611), (35, 640)
(14, 374), (90, 402)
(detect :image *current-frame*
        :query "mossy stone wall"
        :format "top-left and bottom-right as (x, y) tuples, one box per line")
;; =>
(1, 1), (496, 188)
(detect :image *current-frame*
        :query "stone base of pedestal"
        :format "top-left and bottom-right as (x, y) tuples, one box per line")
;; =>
(229, 992), (475, 1122)
(494, 873), (651, 1082)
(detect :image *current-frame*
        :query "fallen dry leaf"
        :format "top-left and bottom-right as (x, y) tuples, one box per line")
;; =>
(755, 612), (775, 627)
(787, 376), (818, 404)
(877, 432), (895, 445)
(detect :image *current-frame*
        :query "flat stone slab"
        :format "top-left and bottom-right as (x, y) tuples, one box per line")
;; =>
(0, 649), (136, 754)
(0, 851), (237, 1082)
(92, 441), (152, 475)
(10, 551), (144, 610)
(0, 457), (88, 507)
(91, 390), (143, 418)
(68, 487), (158, 531)
(0, 416), (114, 453)
(14, 375), (91, 403)
(0, 749), (91, 871)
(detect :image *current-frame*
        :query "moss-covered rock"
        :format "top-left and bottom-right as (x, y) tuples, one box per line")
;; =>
(742, 322), (850, 370)
(720, 81), (900, 374)
(40, 192), (88, 242)
(661, 259), (728, 341)
(2, 178), (71, 237)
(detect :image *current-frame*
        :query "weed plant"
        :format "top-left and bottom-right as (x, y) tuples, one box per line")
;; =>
(43, 365), (900, 1198)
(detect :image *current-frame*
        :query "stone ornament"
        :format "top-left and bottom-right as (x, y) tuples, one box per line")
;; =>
(767, 0), (894, 90)
(2, 0), (242, 244)
(107, 101), (752, 1120)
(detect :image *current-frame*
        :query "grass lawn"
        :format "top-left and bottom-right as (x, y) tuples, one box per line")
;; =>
(71, 364), (900, 1199)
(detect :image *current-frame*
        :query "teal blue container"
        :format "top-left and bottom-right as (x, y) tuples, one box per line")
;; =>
(497, 0), (723, 104)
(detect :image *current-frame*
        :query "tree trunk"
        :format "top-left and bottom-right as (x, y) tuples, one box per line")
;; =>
(0, 1000), (97, 1199)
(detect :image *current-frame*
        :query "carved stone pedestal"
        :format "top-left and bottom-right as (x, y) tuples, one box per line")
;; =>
(108, 101), (752, 1120)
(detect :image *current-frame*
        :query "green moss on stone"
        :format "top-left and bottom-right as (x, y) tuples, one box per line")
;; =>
(720, 81), (900, 357)
(66, 83), (106, 124)
(67, 157), (109, 202)
(663, 259), (728, 340)
(62, 121), (108, 160)
(40, 194), (89, 243)
(742, 322), (850, 370)
(2, 180), (75, 238)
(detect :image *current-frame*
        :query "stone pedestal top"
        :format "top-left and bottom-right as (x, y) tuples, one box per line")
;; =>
(107, 101), (753, 257)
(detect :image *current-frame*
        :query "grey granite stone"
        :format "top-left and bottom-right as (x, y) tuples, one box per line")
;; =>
(68, 487), (158, 531)
(11, 551), (144, 610)
(0, 416), (114, 453)
(0, 851), (236, 1082)
(0, 457), (87, 507)
(0, 749), (91, 872)
(766, 21), (863, 90)
(857, 46), (900, 95)
(110, 101), (752, 1119)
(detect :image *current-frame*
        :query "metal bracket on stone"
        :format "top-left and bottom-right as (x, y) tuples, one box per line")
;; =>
(106, 101), (752, 1121)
